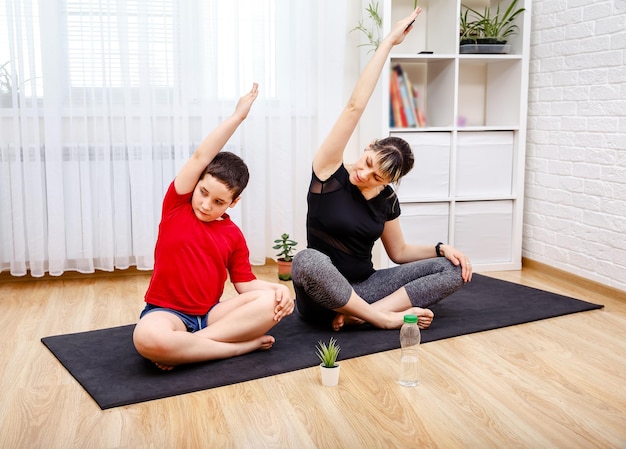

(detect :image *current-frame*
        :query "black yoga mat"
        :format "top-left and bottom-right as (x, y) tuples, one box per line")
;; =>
(41, 274), (603, 409)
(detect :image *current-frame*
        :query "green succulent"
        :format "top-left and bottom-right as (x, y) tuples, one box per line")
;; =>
(316, 337), (341, 368)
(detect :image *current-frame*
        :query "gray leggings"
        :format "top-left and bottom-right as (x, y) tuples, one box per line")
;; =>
(291, 248), (463, 326)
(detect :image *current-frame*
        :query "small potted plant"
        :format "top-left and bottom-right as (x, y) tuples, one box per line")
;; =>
(316, 337), (341, 387)
(460, 0), (525, 54)
(272, 233), (298, 281)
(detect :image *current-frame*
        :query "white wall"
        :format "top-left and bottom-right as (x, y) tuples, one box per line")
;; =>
(525, 0), (626, 292)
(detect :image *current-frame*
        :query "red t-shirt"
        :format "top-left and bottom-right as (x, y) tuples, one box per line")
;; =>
(144, 182), (256, 315)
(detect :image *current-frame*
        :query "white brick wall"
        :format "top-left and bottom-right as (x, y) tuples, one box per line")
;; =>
(525, 0), (626, 292)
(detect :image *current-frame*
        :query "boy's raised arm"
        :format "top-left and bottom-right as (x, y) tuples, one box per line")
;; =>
(174, 83), (259, 195)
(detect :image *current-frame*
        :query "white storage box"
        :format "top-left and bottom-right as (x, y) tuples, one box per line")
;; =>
(454, 200), (513, 263)
(456, 131), (513, 197)
(392, 132), (451, 201)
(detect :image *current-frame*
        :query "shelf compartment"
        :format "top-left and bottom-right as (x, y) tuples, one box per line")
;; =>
(390, 58), (455, 128)
(392, 131), (450, 201)
(459, 0), (528, 55)
(457, 58), (522, 127)
(390, 0), (458, 55)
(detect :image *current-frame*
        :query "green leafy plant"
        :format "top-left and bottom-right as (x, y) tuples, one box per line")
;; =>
(273, 233), (298, 262)
(459, 8), (482, 41)
(316, 337), (341, 368)
(351, 0), (383, 54)
(461, 0), (525, 43)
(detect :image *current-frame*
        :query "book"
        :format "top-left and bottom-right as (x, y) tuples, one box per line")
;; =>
(413, 86), (426, 127)
(389, 69), (406, 127)
(394, 65), (417, 127)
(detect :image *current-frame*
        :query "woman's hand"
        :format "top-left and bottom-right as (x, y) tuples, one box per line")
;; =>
(441, 244), (473, 283)
(387, 7), (422, 47)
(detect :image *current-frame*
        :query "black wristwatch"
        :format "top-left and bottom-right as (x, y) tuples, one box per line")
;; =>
(435, 242), (444, 257)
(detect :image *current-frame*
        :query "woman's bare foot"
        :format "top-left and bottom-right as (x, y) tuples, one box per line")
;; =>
(372, 308), (435, 330)
(332, 313), (365, 331)
(407, 307), (434, 329)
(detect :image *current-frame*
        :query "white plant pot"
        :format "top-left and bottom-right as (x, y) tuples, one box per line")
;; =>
(320, 363), (340, 387)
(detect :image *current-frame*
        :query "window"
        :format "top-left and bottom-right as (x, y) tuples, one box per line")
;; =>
(64, 0), (276, 99)
(66, 0), (174, 88)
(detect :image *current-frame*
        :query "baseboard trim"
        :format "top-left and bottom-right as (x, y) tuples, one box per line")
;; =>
(0, 266), (153, 284)
(522, 257), (625, 301)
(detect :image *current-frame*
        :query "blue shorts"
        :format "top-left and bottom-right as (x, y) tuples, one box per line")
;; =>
(140, 303), (211, 333)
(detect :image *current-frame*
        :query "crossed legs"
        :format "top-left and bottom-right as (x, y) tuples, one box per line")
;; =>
(133, 290), (278, 370)
(292, 249), (463, 330)
(331, 288), (434, 331)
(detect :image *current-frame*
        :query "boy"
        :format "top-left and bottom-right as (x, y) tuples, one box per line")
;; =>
(133, 83), (294, 370)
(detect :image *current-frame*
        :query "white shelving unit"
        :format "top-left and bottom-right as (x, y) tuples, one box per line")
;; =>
(379, 0), (531, 271)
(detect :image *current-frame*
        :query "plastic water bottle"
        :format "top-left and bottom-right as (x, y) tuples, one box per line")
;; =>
(399, 314), (420, 387)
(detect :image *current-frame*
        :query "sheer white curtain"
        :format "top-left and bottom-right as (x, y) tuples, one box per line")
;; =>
(0, 0), (348, 276)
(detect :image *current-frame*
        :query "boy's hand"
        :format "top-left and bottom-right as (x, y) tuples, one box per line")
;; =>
(234, 82), (259, 121)
(273, 284), (295, 321)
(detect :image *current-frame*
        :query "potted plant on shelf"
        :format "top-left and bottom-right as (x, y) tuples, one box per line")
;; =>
(273, 233), (298, 281)
(459, 0), (525, 54)
(316, 337), (341, 387)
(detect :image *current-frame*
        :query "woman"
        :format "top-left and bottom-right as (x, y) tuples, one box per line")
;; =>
(291, 8), (472, 331)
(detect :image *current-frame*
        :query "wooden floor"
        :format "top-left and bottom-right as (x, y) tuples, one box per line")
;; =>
(0, 265), (624, 449)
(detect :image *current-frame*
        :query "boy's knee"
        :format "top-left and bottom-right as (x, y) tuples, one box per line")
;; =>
(133, 324), (170, 359)
(248, 290), (280, 317)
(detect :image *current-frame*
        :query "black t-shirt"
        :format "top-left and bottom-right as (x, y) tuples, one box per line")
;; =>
(306, 165), (401, 282)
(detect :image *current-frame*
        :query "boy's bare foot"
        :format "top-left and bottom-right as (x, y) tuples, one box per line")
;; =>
(332, 313), (365, 331)
(154, 361), (175, 371)
(234, 335), (276, 355)
(257, 335), (275, 350)
(152, 335), (276, 371)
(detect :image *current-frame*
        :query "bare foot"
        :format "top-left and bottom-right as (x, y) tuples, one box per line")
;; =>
(152, 335), (276, 370)
(373, 308), (435, 330)
(154, 361), (175, 371)
(257, 335), (275, 350)
(407, 307), (434, 329)
(332, 313), (365, 331)
(235, 335), (277, 355)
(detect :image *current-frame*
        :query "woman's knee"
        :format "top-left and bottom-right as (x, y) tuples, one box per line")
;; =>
(441, 259), (464, 287)
(292, 248), (329, 284)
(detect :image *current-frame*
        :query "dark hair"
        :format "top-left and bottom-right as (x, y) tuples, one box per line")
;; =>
(371, 136), (414, 184)
(201, 151), (250, 199)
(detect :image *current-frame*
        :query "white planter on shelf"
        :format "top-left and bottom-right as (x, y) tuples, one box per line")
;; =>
(320, 364), (340, 387)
